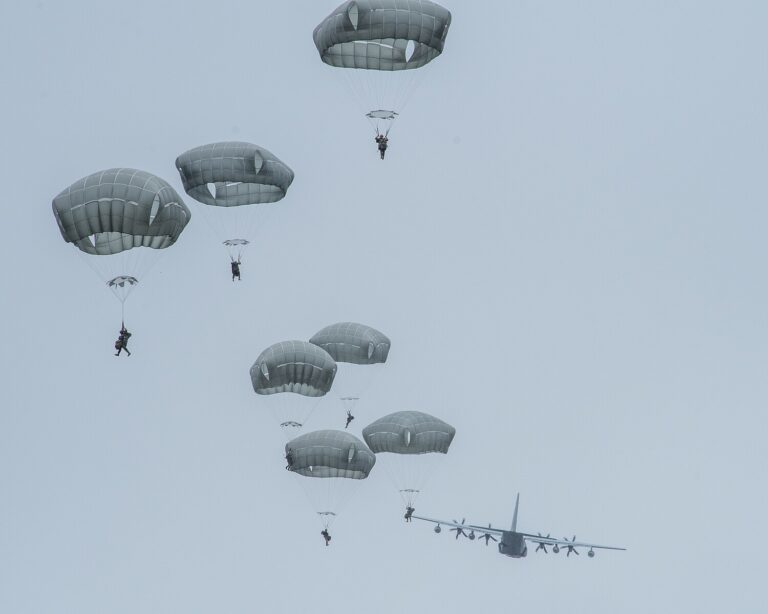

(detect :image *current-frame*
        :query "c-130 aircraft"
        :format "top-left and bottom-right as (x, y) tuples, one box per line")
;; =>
(412, 494), (626, 559)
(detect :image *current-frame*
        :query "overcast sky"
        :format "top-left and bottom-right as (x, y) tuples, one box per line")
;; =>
(2, 1), (767, 612)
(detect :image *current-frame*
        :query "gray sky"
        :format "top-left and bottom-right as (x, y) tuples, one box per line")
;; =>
(2, 1), (767, 612)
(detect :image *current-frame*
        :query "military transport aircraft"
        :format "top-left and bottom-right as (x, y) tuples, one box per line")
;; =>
(412, 494), (626, 559)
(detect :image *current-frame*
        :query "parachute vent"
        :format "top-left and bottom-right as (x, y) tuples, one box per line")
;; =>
(405, 39), (416, 63)
(347, 2), (358, 29)
(260, 362), (270, 381)
(404, 429), (411, 447)
(206, 183), (217, 199)
(347, 445), (356, 463)
(149, 195), (160, 225)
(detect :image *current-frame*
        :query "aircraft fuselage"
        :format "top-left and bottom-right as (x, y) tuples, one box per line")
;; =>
(498, 531), (528, 558)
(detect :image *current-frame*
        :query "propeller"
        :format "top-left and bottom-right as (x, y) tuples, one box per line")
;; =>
(534, 533), (551, 553)
(479, 524), (498, 546)
(450, 519), (467, 540)
(564, 536), (580, 557)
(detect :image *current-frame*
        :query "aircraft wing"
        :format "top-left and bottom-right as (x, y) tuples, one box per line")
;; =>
(520, 533), (626, 551)
(411, 516), (506, 536)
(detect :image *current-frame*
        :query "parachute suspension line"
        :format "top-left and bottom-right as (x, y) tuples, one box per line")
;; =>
(231, 202), (277, 265)
(374, 450), (448, 511)
(341, 69), (370, 119)
(394, 62), (438, 118)
(75, 248), (140, 306)
(75, 246), (108, 285)
(291, 472), (362, 531)
(301, 395), (326, 431)
(378, 455), (411, 508)
(196, 201), (276, 267)
(291, 473), (329, 529)
(346, 364), (382, 412)
(267, 395), (326, 442)
(337, 68), (407, 146)
(344, 71), (381, 138)
(195, 200), (229, 249)
(340, 396), (360, 414)
(398, 488), (420, 508)
(340, 67), (398, 138)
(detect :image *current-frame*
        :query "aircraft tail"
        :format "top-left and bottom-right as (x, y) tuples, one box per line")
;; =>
(511, 493), (520, 532)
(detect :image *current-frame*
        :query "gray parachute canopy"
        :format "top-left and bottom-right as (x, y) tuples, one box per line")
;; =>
(286, 430), (376, 479)
(309, 322), (390, 365)
(175, 141), (294, 207)
(313, 0), (451, 71)
(366, 110), (399, 120)
(52, 168), (190, 255)
(362, 410), (455, 454)
(107, 275), (138, 289)
(251, 341), (337, 397)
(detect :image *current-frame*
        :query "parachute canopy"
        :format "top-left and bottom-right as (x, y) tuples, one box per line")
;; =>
(175, 141), (294, 207)
(287, 430), (376, 479)
(52, 168), (190, 255)
(107, 276), (138, 289)
(366, 110), (398, 120)
(362, 410), (455, 455)
(223, 239), (249, 247)
(251, 341), (337, 397)
(310, 322), (390, 365)
(313, 0), (452, 71)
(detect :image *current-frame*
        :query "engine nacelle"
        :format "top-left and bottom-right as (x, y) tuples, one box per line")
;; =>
(468, 531), (476, 540)
(434, 525), (442, 534)
(553, 545), (560, 554)
(588, 549), (595, 558)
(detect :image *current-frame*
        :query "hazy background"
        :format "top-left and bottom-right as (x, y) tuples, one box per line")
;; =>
(1, 1), (767, 612)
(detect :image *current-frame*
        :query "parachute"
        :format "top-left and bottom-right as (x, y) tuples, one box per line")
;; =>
(52, 168), (190, 318)
(366, 110), (399, 121)
(175, 141), (294, 263)
(313, 0), (452, 136)
(106, 275), (139, 303)
(310, 322), (390, 365)
(250, 341), (337, 432)
(309, 322), (390, 419)
(251, 340), (337, 396)
(362, 410), (455, 507)
(286, 429), (376, 529)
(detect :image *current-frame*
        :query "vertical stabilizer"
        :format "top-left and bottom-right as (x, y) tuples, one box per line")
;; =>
(511, 493), (520, 532)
